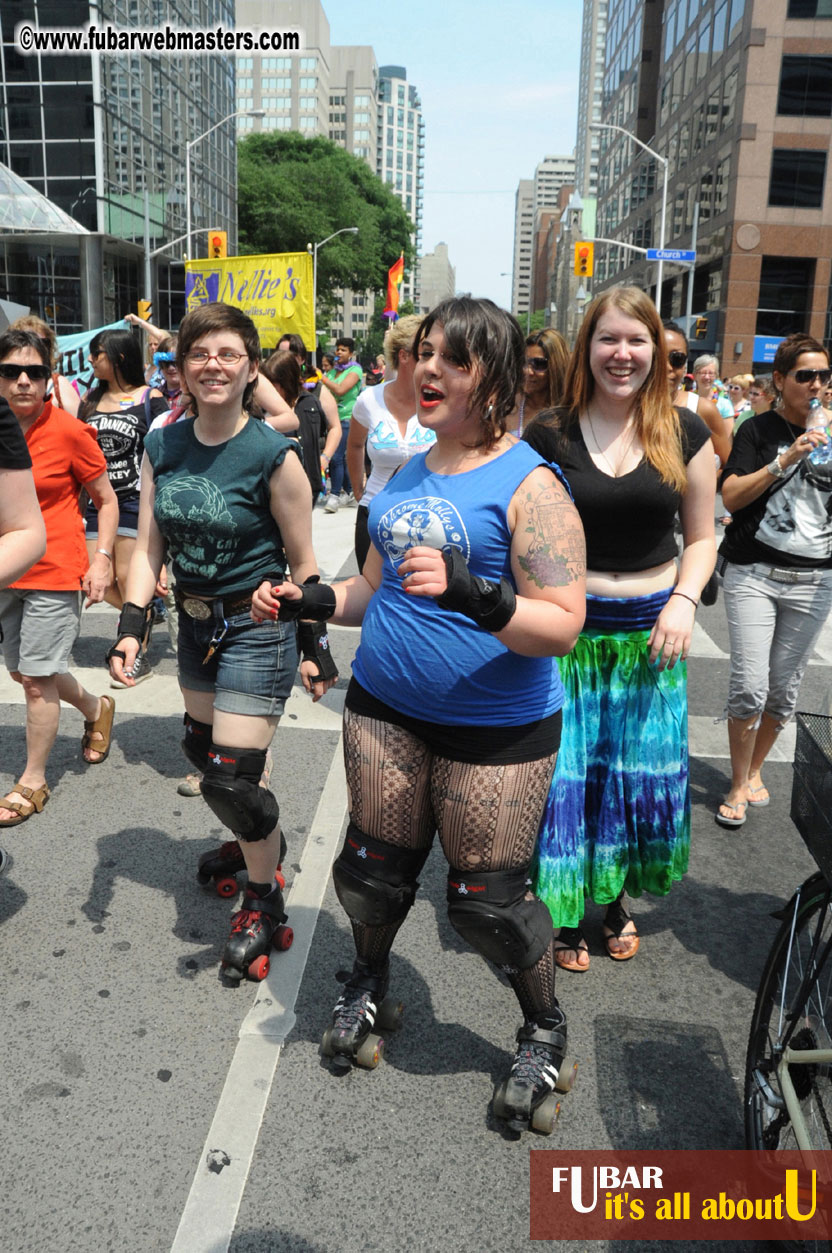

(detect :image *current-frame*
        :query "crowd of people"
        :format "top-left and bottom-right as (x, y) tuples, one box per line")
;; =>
(1, 291), (831, 1133)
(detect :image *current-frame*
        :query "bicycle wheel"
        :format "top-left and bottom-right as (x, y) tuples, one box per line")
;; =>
(745, 872), (832, 1252)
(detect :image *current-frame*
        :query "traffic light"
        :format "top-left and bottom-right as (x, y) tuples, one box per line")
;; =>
(694, 315), (708, 339)
(137, 299), (152, 321)
(209, 230), (228, 259)
(574, 241), (594, 277)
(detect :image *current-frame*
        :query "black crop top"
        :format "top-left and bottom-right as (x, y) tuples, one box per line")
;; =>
(523, 406), (710, 572)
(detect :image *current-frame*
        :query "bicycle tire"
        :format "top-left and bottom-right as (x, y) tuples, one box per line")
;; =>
(745, 871), (832, 1253)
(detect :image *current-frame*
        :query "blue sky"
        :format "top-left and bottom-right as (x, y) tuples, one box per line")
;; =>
(319, 0), (582, 307)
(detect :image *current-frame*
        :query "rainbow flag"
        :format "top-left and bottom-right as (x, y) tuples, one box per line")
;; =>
(384, 253), (404, 318)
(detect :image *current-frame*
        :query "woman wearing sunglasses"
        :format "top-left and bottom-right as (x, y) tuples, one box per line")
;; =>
(507, 329), (569, 437)
(0, 330), (118, 826)
(716, 333), (832, 827)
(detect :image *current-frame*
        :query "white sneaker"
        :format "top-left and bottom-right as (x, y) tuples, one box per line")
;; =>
(340, 491), (356, 507)
(324, 494), (340, 513)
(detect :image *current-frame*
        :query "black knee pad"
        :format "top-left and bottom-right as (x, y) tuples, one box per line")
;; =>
(447, 867), (553, 970)
(182, 714), (212, 774)
(332, 823), (430, 926)
(201, 744), (279, 842)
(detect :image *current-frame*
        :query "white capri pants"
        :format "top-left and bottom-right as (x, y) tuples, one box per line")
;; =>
(723, 560), (832, 724)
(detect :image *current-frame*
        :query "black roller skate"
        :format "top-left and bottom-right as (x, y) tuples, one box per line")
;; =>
(197, 832), (287, 898)
(220, 884), (293, 982)
(320, 960), (404, 1073)
(493, 1007), (577, 1135)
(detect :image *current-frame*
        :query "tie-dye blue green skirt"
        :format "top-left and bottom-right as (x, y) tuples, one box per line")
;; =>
(533, 590), (690, 928)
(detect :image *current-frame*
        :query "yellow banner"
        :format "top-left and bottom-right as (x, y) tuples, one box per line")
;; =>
(184, 251), (313, 350)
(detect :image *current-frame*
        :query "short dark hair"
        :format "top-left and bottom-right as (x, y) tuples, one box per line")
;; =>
(412, 297), (524, 450)
(176, 303), (260, 413)
(663, 319), (688, 350)
(772, 332), (828, 379)
(0, 329), (51, 369)
(262, 348), (302, 407)
(335, 337), (355, 353)
(278, 332), (306, 359)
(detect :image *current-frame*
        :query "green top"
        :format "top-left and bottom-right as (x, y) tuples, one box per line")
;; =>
(327, 363), (363, 423)
(144, 416), (295, 596)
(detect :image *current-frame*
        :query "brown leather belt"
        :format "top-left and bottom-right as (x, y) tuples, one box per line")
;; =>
(174, 587), (254, 619)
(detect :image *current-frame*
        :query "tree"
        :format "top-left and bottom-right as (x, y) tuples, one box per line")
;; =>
(237, 132), (414, 316)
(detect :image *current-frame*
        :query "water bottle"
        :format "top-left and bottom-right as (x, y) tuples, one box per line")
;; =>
(808, 398), (832, 465)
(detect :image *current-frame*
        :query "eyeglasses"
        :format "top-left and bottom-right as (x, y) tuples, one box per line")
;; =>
(185, 349), (246, 366)
(524, 358), (548, 373)
(0, 362), (51, 381)
(748, 389), (764, 398)
(668, 351), (688, 369)
(792, 368), (832, 385)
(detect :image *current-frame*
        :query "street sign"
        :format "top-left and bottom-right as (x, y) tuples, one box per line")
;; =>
(646, 248), (696, 262)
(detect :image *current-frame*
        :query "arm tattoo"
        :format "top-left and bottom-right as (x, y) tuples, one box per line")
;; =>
(517, 477), (586, 589)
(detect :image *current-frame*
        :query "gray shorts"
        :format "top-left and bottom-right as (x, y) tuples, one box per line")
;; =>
(0, 588), (82, 676)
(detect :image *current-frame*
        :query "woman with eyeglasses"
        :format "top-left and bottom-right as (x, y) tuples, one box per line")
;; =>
(716, 333), (832, 827)
(523, 288), (716, 970)
(748, 376), (775, 418)
(108, 302), (336, 981)
(0, 329), (118, 827)
(506, 329), (570, 438)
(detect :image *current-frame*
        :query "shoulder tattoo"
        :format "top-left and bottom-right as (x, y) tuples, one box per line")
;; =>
(517, 473), (586, 589)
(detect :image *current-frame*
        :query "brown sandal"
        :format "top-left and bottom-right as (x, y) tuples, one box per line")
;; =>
(0, 782), (50, 827)
(82, 694), (115, 764)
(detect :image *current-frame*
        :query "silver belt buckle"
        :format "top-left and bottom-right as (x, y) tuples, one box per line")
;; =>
(182, 597), (212, 620)
(770, 567), (799, 584)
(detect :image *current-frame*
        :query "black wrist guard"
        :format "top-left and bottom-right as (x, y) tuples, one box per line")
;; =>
(106, 600), (150, 667)
(276, 577), (337, 622)
(117, 601), (150, 642)
(297, 620), (338, 683)
(436, 548), (517, 632)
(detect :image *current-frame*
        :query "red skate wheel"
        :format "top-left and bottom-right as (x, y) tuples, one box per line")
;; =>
(274, 867), (286, 890)
(273, 925), (294, 951)
(248, 954), (270, 981)
(215, 876), (238, 898)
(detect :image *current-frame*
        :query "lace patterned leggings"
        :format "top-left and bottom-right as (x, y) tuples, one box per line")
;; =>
(342, 709), (559, 1021)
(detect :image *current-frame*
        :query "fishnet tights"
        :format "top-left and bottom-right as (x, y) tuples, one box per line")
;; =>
(342, 710), (559, 1019)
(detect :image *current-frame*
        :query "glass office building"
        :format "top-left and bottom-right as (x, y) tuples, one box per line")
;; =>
(0, 0), (236, 331)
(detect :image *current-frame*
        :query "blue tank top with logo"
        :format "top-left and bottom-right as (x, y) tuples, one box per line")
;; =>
(353, 441), (564, 726)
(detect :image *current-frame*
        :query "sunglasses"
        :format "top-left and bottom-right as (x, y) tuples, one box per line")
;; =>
(525, 357), (548, 373)
(668, 351), (688, 368)
(0, 362), (51, 381)
(792, 368), (832, 385)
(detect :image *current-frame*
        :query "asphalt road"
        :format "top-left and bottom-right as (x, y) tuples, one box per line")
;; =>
(2, 504), (831, 1253)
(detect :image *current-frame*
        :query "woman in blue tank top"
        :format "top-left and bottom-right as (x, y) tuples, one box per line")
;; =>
(253, 297), (587, 1134)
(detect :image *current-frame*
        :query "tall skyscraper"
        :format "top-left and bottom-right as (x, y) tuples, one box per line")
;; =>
(575, 0), (608, 199)
(512, 155), (576, 320)
(237, 2), (423, 341)
(0, 0), (236, 330)
(378, 65), (424, 306)
(593, 0), (832, 370)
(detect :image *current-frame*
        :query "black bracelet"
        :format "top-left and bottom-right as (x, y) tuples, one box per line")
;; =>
(670, 590), (699, 608)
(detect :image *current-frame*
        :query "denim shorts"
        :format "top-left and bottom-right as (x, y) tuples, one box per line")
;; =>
(86, 494), (140, 539)
(177, 607), (299, 717)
